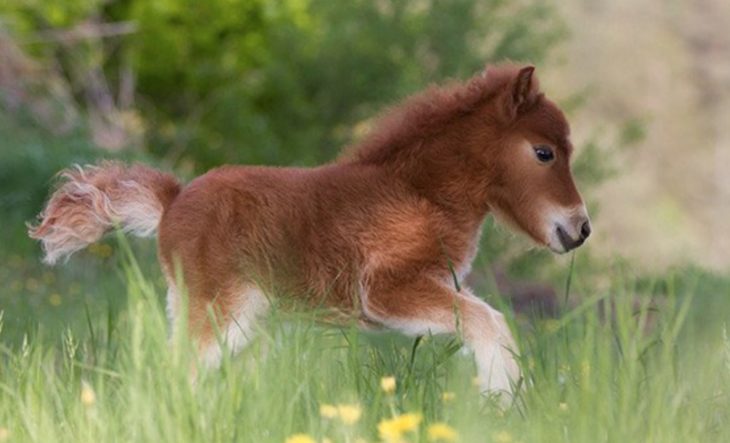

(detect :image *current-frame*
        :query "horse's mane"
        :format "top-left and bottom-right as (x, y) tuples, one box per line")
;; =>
(348, 64), (523, 164)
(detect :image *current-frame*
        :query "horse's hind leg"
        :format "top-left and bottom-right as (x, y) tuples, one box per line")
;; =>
(167, 281), (270, 369)
(197, 284), (270, 367)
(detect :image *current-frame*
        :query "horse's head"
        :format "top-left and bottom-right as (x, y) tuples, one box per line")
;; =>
(480, 65), (590, 253)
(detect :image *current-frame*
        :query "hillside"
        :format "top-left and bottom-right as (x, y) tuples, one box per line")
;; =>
(544, 0), (730, 270)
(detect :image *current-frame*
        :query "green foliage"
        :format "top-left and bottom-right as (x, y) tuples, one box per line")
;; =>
(0, 115), (97, 258)
(0, 113), (162, 260)
(136, 0), (565, 170)
(1, 0), (566, 170)
(0, 0), (100, 30)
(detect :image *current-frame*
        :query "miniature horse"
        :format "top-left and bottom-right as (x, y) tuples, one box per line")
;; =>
(29, 64), (590, 399)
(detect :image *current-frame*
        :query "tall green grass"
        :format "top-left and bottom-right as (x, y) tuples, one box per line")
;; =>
(0, 245), (728, 442)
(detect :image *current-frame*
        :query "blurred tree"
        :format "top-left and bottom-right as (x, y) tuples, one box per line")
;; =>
(0, 0), (565, 170)
(130, 0), (566, 170)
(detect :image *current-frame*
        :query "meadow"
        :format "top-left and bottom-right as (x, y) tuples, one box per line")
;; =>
(0, 234), (728, 442)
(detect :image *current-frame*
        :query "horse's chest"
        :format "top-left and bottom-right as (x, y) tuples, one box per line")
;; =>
(449, 225), (483, 281)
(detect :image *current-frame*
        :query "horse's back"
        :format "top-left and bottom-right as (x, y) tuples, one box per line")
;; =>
(156, 161), (444, 301)
(157, 165), (311, 289)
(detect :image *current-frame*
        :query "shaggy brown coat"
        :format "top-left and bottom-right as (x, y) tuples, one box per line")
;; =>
(29, 64), (590, 398)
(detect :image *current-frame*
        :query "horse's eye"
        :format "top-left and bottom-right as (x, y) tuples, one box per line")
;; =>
(533, 145), (555, 163)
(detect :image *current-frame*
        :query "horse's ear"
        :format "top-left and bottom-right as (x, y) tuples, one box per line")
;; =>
(502, 65), (540, 120)
(513, 66), (536, 107)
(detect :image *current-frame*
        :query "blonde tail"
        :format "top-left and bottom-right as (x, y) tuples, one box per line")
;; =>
(28, 161), (181, 265)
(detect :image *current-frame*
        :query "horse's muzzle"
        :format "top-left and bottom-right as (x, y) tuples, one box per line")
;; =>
(556, 218), (591, 252)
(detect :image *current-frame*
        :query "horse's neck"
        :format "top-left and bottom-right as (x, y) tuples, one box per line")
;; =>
(393, 122), (493, 223)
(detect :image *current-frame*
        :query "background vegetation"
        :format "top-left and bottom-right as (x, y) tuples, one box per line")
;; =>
(0, 0), (728, 442)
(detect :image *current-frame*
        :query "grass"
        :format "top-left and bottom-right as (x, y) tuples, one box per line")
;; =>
(4, 172), (727, 443)
(0, 239), (728, 443)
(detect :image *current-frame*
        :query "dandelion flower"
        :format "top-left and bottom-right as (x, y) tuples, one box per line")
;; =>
(337, 404), (362, 425)
(378, 413), (422, 442)
(42, 272), (55, 284)
(80, 381), (96, 406)
(320, 404), (338, 419)
(25, 278), (40, 292)
(381, 376), (396, 394)
(492, 430), (513, 443)
(581, 361), (591, 380)
(543, 319), (560, 333)
(285, 434), (316, 443)
(89, 243), (113, 258)
(441, 391), (456, 402)
(427, 423), (458, 441)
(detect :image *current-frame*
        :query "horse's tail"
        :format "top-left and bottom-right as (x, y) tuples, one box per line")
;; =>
(28, 161), (181, 265)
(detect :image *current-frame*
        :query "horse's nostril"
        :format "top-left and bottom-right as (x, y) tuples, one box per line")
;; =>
(580, 221), (591, 240)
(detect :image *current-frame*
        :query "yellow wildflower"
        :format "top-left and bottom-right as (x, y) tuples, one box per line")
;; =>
(88, 242), (114, 258)
(381, 376), (396, 394)
(378, 413), (422, 442)
(337, 404), (362, 425)
(581, 361), (591, 381)
(80, 381), (96, 406)
(9, 255), (22, 267)
(493, 430), (513, 443)
(542, 319), (560, 334)
(320, 404), (338, 419)
(25, 278), (40, 292)
(286, 434), (316, 443)
(49, 293), (62, 306)
(441, 391), (456, 402)
(427, 423), (458, 441)
(42, 271), (55, 284)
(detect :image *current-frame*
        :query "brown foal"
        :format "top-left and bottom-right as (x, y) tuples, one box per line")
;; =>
(29, 64), (590, 399)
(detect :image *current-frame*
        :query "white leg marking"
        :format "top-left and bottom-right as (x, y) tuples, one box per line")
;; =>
(469, 305), (521, 396)
(361, 282), (521, 399)
(166, 285), (180, 328)
(200, 285), (270, 368)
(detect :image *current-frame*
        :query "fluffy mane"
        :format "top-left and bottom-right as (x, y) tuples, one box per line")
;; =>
(348, 64), (525, 164)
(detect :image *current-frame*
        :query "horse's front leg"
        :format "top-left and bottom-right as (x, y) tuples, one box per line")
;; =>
(361, 276), (522, 399)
